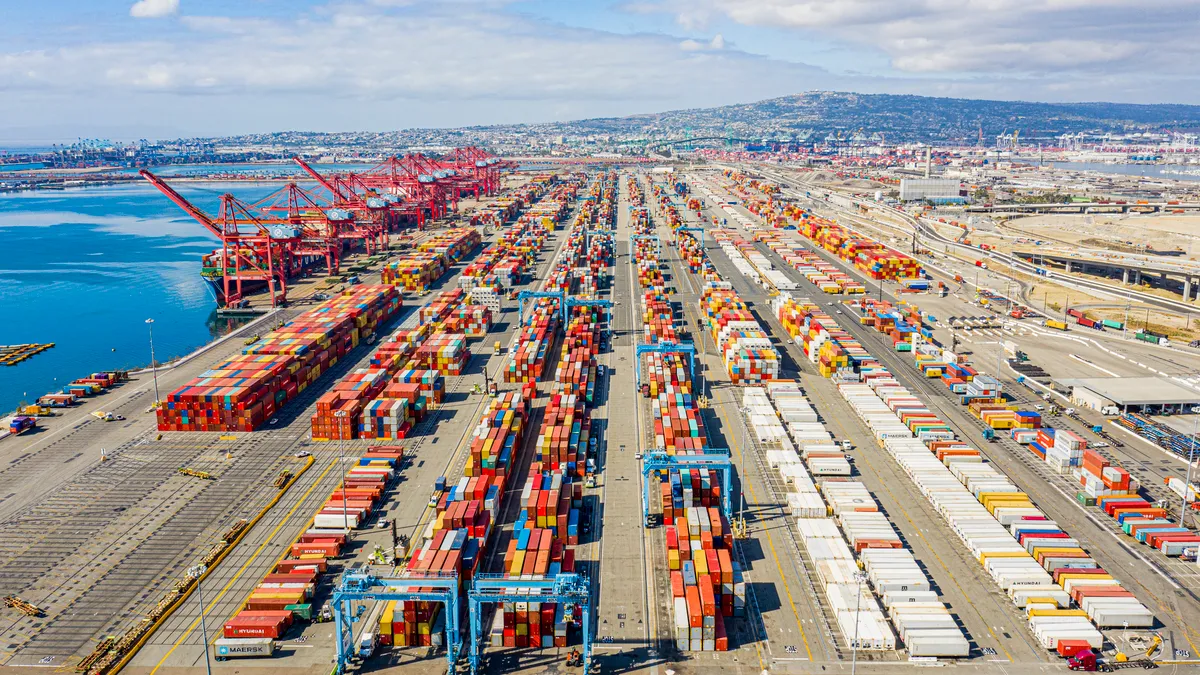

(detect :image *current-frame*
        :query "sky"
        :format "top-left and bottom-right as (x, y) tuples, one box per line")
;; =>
(3, 0), (1200, 142)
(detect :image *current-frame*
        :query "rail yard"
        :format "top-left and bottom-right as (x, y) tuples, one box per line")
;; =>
(5, 158), (1200, 675)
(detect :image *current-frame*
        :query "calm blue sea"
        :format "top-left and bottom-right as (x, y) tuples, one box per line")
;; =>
(0, 180), (295, 412)
(1053, 162), (1200, 182)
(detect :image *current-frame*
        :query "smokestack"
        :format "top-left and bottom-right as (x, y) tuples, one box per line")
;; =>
(924, 146), (931, 179)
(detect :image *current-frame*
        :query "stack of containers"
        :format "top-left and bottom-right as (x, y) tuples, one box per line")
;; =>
(418, 227), (483, 264)
(444, 305), (493, 338)
(159, 286), (402, 432)
(505, 314), (558, 383)
(227, 447), (403, 635)
(1046, 430), (1087, 473)
(753, 388), (912, 653)
(644, 292), (679, 344)
(627, 217), (746, 652)
(467, 390), (530, 478)
(311, 368), (390, 440)
(486, 181), (615, 654)
(415, 334), (470, 376)
(701, 284), (780, 384)
(382, 252), (449, 291)
(663, 472), (738, 652)
(389, 387), (534, 650)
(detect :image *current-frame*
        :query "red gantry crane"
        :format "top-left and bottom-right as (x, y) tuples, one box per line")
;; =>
(293, 156), (398, 251)
(140, 169), (294, 308)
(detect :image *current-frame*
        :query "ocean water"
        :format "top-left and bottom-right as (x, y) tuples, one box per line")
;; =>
(0, 181), (293, 412)
(1054, 161), (1200, 182)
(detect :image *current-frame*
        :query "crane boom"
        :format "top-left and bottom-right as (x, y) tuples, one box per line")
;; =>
(139, 169), (224, 238)
(292, 156), (342, 198)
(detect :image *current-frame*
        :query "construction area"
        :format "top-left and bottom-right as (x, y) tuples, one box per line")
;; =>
(3, 158), (1200, 675)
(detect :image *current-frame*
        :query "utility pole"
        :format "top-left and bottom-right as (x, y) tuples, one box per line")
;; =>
(145, 318), (160, 405)
(851, 571), (867, 675)
(187, 565), (213, 675)
(1181, 407), (1200, 527)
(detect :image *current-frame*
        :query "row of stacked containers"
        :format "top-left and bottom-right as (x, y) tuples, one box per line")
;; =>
(752, 229), (867, 294)
(224, 175), (577, 651)
(461, 175), (585, 294)
(310, 285), (471, 440)
(312, 177), (593, 441)
(855, 293), (1200, 561)
(718, 171), (923, 282)
(744, 225), (1158, 651)
(380, 173), (594, 651)
(158, 285), (403, 432)
(853, 298), (936, 353)
(750, 383), (969, 656)
(381, 227), (483, 291)
(699, 283), (780, 384)
(637, 174), (747, 651)
(484, 172), (615, 650)
(501, 174), (612, 385)
(827, 367), (1155, 653)
(857, 291), (1200, 562)
(224, 445), (405, 639)
(710, 230), (798, 292)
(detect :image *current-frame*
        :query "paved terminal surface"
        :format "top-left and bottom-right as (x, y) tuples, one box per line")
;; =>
(685, 170), (1200, 657)
(10, 168), (1200, 675)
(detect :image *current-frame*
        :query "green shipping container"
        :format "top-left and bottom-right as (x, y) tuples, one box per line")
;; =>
(1101, 319), (1124, 330)
(1075, 492), (1096, 507)
(286, 603), (313, 621)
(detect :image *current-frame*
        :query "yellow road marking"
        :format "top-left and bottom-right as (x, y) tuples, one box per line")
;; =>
(149, 457), (341, 674)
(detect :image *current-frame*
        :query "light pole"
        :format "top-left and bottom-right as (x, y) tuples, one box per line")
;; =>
(187, 564), (213, 675)
(335, 410), (351, 535)
(1181, 406), (1200, 527)
(145, 318), (160, 404)
(738, 406), (750, 534)
(851, 570), (867, 675)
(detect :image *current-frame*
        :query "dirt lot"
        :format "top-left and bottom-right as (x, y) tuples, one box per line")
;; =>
(1001, 213), (1200, 258)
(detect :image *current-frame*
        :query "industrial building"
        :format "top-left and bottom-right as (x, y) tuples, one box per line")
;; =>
(1059, 377), (1200, 414)
(899, 178), (963, 203)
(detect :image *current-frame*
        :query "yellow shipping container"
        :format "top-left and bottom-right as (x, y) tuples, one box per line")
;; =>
(380, 601), (395, 637)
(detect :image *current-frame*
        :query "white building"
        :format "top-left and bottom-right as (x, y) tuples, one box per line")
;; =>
(899, 178), (961, 202)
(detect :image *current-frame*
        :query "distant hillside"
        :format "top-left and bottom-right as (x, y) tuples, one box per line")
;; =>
(198, 91), (1200, 148)
(555, 91), (1200, 143)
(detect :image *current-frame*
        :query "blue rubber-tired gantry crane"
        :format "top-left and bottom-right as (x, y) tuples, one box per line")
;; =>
(634, 342), (696, 387)
(629, 234), (661, 256)
(677, 226), (706, 248)
(467, 573), (593, 674)
(516, 290), (565, 326)
(640, 451), (733, 527)
(565, 297), (612, 326)
(332, 570), (461, 673)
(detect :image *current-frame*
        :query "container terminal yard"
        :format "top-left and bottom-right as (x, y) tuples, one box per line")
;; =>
(6, 157), (1200, 675)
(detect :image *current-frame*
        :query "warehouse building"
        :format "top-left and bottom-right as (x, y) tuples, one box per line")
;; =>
(899, 178), (963, 203)
(1057, 377), (1200, 414)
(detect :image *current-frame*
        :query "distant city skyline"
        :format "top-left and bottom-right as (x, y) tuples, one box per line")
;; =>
(3, 0), (1199, 142)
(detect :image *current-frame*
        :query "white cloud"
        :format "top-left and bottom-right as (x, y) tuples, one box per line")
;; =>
(649, 0), (1200, 78)
(130, 0), (180, 19)
(710, 34), (725, 50)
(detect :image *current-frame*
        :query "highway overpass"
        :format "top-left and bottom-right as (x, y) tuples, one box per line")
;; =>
(965, 202), (1200, 214)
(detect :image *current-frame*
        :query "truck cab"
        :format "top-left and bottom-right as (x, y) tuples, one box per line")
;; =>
(357, 632), (375, 659)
